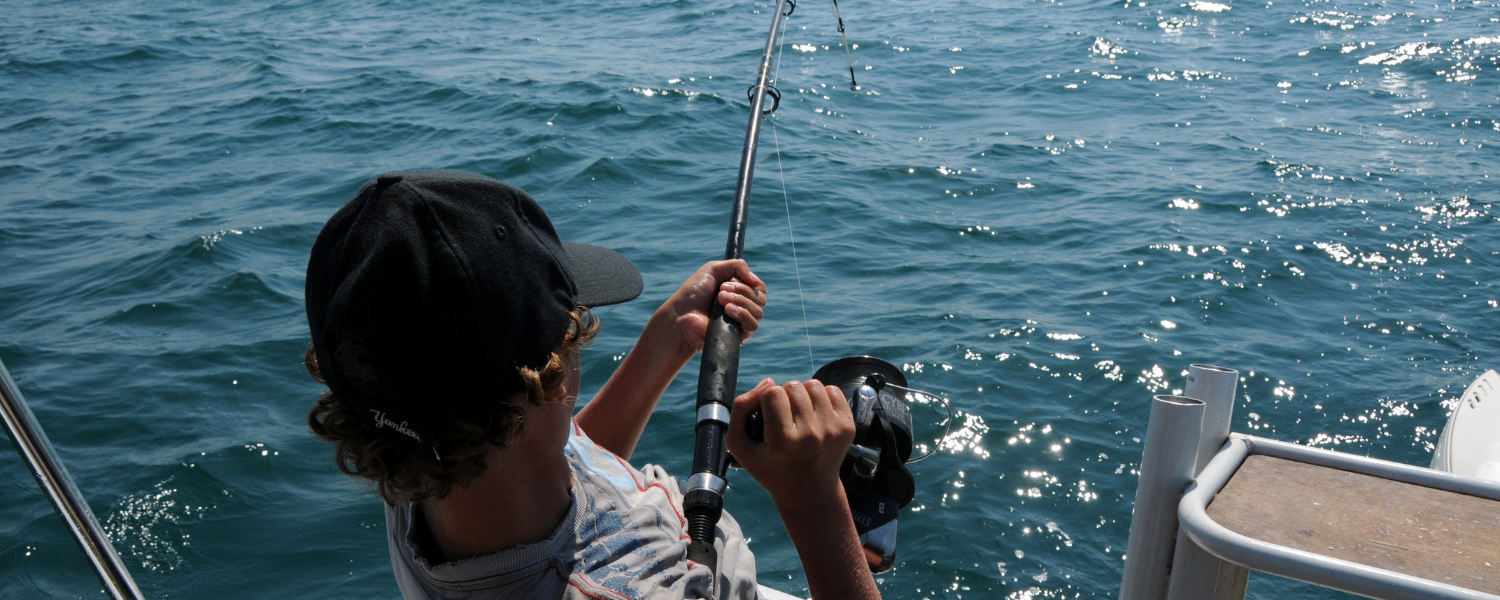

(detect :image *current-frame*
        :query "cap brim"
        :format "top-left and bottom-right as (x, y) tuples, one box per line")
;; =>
(562, 242), (644, 308)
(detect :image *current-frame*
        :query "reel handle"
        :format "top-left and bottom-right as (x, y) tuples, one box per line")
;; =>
(743, 376), (881, 443)
(740, 409), (879, 473)
(745, 410), (765, 442)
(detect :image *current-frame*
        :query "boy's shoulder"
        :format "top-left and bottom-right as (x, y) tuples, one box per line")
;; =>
(564, 420), (685, 522)
(564, 422), (711, 598)
(385, 421), (758, 600)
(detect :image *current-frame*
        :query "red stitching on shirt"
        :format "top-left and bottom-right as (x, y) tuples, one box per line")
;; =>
(610, 454), (687, 527)
(572, 419), (688, 529)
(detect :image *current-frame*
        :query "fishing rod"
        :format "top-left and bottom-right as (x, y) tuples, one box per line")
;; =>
(682, 0), (794, 572)
(0, 359), (145, 600)
(685, 0), (955, 582)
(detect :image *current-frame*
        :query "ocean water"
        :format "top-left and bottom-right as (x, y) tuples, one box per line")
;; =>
(1, 0), (1495, 598)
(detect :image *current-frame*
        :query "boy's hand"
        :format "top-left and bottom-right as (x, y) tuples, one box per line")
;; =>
(727, 378), (855, 503)
(728, 379), (881, 600)
(658, 259), (767, 355)
(581, 260), (764, 460)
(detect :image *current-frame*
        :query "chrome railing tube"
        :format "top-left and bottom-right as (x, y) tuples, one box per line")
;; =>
(0, 359), (145, 600)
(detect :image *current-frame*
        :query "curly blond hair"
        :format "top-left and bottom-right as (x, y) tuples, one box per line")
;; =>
(306, 307), (599, 504)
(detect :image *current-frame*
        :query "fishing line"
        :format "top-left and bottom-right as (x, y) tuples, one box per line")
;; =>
(768, 4), (816, 374)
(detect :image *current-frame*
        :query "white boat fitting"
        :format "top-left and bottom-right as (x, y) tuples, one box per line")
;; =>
(1430, 370), (1500, 481)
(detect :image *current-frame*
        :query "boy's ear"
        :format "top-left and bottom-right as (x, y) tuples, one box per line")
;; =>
(543, 348), (580, 403)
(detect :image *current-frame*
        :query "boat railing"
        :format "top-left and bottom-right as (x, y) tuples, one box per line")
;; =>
(1120, 364), (1500, 600)
(1178, 434), (1500, 600)
(0, 358), (145, 600)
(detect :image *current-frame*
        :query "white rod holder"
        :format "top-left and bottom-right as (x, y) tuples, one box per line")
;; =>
(1185, 364), (1239, 473)
(1167, 365), (1242, 600)
(1120, 394), (1206, 600)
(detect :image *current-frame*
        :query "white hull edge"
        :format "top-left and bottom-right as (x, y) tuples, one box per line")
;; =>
(758, 584), (807, 600)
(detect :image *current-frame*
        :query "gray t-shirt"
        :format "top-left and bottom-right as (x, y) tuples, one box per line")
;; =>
(386, 420), (759, 600)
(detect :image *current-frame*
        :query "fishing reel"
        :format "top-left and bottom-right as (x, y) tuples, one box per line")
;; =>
(741, 356), (951, 573)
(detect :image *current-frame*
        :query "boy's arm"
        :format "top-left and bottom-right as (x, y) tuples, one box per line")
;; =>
(727, 379), (883, 600)
(576, 259), (766, 460)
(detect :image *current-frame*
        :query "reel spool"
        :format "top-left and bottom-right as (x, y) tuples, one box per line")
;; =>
(814, 356), (913, 573)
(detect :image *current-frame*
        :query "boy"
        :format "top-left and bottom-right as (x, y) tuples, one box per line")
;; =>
(304, 170), (879, 599)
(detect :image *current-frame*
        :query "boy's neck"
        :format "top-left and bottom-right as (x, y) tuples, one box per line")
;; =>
(418, 429), (573, 562)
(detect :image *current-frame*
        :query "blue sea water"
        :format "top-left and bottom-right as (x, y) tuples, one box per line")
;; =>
(1, 0), (1495, 597)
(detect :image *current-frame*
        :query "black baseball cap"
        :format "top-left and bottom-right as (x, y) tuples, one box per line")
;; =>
(305, 170), (643, 463)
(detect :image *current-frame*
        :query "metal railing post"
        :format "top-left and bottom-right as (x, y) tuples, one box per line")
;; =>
(0, 359), (145, 600)
(1167, 365), (1246, 600)
(1120, 394), (1206, 600)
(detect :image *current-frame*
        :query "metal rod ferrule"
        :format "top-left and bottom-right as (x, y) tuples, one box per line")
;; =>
(697, 404), (731, 426)
(687, 473), (729, 495)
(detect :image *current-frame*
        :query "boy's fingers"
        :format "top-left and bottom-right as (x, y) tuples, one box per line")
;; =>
(760, 385), (794, 444)
(802, 379), (839, 432)
(720, 280), (766, 307)
(706, 260), (742, 283)
(825, 384), (851, 417)
(801, 379), (828, 413)
(732, 377), (773, 417)
(719, 291), (765, 328)
(824, 385), (855, 443)
(783, 380), (816, 426)
(708, 259), (766, 294)
(730, 259), (766, 292)
(728, 378), (777, 458)
(718, 289), (765, 318)
(806, 378), (845, 413)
